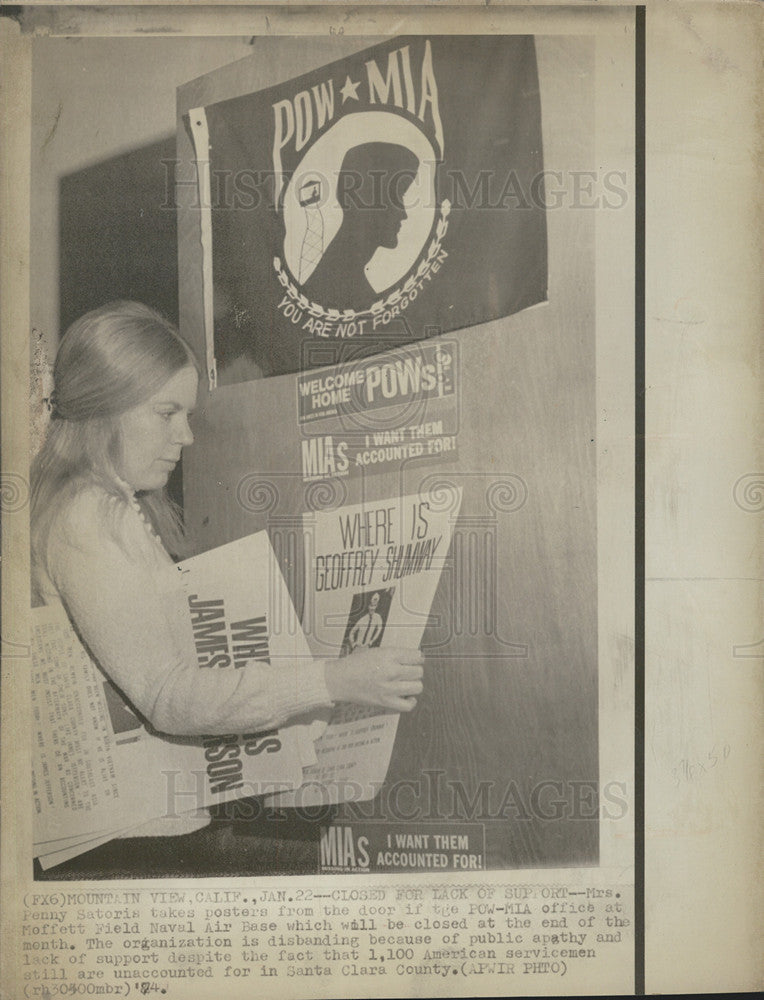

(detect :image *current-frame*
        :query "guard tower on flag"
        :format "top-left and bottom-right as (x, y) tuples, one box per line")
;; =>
(298, 176), (324, 284)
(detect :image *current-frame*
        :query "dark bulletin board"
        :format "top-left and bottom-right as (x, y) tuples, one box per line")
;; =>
(59, 136), (184, 508)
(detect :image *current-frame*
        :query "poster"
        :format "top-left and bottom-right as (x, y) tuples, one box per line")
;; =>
(268, 488), (463, 809)
(0, 2), (761, 997)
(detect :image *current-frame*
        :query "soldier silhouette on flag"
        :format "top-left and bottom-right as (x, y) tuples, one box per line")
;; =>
(302, 142), (420, 311)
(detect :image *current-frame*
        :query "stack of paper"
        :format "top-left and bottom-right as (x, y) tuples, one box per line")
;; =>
(32, 531), (320, 867)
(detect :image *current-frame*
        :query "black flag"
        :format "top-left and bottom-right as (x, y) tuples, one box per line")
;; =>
(190, 35), (547, 383)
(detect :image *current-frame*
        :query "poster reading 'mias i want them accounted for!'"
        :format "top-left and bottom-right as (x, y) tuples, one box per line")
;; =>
(189, 35), (547, 385)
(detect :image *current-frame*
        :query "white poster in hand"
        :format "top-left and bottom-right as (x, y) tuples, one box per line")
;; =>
(174, 529), (325, 774)
(270, 485), (462, 806)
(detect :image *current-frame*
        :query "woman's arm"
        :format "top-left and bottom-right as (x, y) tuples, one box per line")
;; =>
(48, 488), (423, 737)
(48, 489), (333, 736)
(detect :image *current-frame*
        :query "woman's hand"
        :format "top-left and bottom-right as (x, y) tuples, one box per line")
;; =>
(324, 647), (424, 713)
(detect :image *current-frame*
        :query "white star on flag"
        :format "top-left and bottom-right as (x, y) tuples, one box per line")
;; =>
(340, 76), (361, 103)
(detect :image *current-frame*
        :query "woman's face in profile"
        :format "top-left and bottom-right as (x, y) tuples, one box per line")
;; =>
(115, 365), (198, 492)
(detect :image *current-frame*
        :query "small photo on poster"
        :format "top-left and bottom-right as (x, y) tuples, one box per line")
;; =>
(339, 587), (395, 657)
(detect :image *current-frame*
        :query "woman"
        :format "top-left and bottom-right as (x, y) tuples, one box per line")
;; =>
(31, 302), (422, 864)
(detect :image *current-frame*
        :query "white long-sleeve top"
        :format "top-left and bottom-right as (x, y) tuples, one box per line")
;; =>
(35, 480), (333, 738)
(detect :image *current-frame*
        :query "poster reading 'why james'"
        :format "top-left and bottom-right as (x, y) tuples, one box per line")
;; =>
(189, 36), (547, 384)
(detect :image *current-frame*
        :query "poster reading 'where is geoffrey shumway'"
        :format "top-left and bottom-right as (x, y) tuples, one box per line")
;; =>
(189, 35), (547, 384)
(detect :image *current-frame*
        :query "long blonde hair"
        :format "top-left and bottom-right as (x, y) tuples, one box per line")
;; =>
(31, 302), (199, 572)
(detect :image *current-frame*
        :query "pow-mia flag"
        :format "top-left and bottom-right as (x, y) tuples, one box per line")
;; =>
(189, 36), (547, 384)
